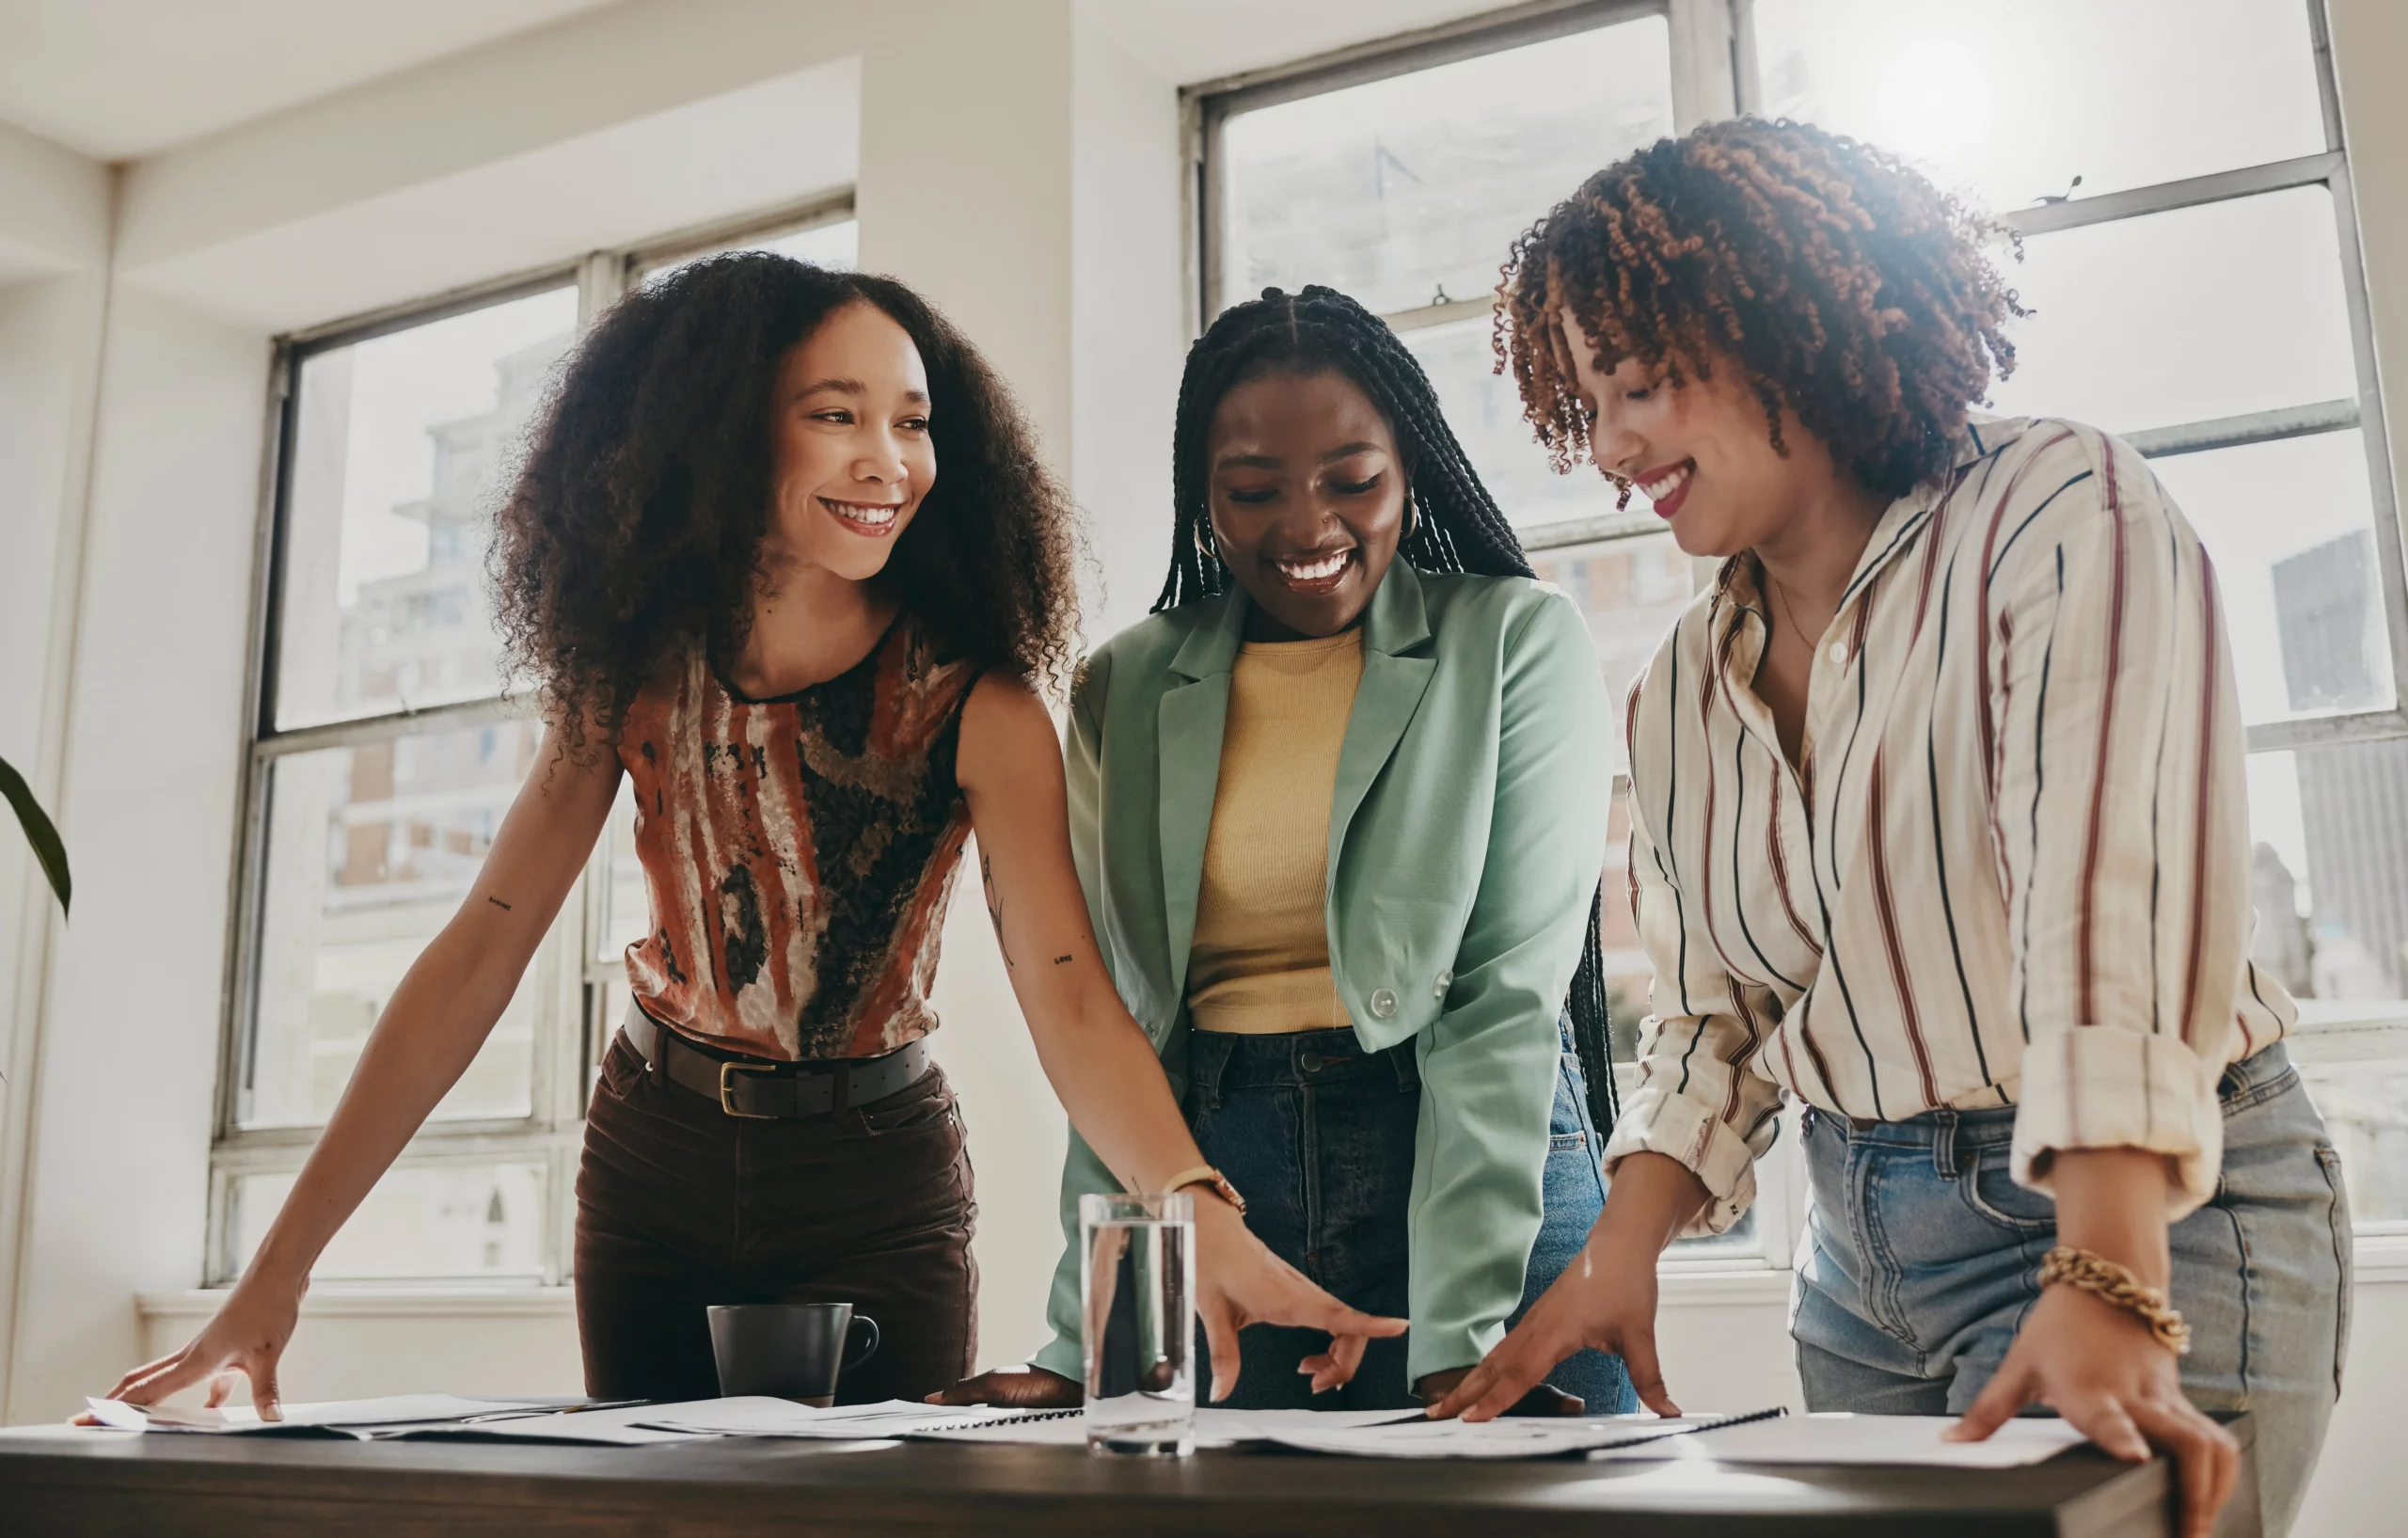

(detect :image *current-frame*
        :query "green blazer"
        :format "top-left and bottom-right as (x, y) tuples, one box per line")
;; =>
(1031, 561), (1614, 1385)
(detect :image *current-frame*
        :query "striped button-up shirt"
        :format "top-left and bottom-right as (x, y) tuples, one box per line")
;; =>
(1602, 415), (2292, 1232)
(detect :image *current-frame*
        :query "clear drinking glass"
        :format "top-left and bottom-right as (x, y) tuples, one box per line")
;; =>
(1079, 1191), (1196, 1455)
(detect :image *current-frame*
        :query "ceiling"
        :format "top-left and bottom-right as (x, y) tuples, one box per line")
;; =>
(0, 0), (1509, 165)
(0, 0), (624, 160)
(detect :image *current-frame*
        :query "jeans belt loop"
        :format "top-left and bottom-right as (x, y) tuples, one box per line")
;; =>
(1931, 1106), (1963, 1181)
(1191, 1030), (1227, 1113)
(1389, 1039), (1417, 1095)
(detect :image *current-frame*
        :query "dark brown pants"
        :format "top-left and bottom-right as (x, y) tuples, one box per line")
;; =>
(574, 1034), (978, 1403)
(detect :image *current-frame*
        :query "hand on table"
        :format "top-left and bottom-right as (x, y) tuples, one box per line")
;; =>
(1413, 1367), (1585, 1418)
(927, 1365), (1083, 1408)
(82, 1269), (307, 1423)
(1427, 1242), (1676, 1422)
(1947, 1284), (2238, 1538)
(1193, 1196), (1403, 1401)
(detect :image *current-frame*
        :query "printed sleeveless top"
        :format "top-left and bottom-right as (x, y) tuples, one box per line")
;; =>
(617, 614), (982, 1061)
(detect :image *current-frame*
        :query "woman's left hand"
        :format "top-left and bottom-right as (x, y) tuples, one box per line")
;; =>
(1947, 1284), (2239, 1538)
(1409, 1367), (1584, 1418)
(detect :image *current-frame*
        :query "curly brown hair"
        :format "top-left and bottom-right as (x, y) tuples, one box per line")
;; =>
(1496, 117), (2023, 500)
(492, 254), (1080, 758)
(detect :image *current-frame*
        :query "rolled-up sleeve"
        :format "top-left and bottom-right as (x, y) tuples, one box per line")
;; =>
(1600, 645), (1785, 1238)
(1991, 434), (2243, 1217)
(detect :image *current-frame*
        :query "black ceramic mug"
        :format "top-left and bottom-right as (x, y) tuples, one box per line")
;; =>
(706, 1302), (881, 1405)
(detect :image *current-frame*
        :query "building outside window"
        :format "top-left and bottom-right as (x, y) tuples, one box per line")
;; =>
(1196, 0), (2408, 1260)
(213, 201), (857, 1287)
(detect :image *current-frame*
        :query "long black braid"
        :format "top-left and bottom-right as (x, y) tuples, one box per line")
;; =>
(1159, 284), (1620, 1138)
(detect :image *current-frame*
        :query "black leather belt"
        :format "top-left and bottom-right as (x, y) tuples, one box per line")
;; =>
(620, 1001), (934, 1119)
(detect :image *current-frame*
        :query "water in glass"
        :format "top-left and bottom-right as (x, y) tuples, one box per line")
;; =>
(1079, 1192), (1196, 1455)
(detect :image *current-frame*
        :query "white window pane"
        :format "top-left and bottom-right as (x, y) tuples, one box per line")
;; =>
(276, 287), (577, 729)
(1989, 186), (2357, 436)
(595, 777), (651, 964)
(1529, 533), (1692, 774)
(2150, 431), (2395, 727)
(1405, 314), (1658, 532)
(642, 216), (858, 285)
(231, 1163), (547, 1281)
(1751, 0), (2326, 214)
(2247, 742), (2408, 1007)
(1218, 18), (1673, 318)
(2296, 1059), (2408, 1225)
(246, 724), (543, 1129)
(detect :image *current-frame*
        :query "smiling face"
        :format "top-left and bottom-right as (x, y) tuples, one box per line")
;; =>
(1560, 315), (1848, 560)
(763, 300), (938, 583)
(1203, 369), (1408, 641)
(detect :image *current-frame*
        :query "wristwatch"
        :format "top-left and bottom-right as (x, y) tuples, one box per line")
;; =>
(1162, 1165), (1247, 1217)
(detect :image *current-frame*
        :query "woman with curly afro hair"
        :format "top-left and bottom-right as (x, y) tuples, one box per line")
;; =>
(1434, 119), (2345, 1538)
(103, 255), (1400, 1416)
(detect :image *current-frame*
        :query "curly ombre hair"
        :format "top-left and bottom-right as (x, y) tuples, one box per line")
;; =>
(1496, 118), (2024, 500)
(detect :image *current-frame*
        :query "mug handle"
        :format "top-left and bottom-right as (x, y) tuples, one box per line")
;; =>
(844, 1314), (880, 1371)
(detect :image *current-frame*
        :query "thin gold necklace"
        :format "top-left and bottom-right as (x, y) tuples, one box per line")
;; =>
(1767, 569), (1819, 648)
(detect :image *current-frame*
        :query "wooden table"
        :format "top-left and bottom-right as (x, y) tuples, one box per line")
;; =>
(0, 1414), (2258, 1536)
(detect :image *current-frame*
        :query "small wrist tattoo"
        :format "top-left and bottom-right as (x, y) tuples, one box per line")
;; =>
(1053, 954), (1072, 965)
(486, 896), (513, 912)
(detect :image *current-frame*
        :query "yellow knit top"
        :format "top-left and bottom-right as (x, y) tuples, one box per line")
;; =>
(1186, 629), (1365, 1035)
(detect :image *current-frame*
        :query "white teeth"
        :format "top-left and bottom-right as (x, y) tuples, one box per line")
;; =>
(826, 499), (899, 527)
(1637, 462), (1693, 500)
(1275, 551), (1350, 581)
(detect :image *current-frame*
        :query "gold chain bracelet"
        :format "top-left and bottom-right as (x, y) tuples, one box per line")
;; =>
(2038, 1245), (2192, 1356)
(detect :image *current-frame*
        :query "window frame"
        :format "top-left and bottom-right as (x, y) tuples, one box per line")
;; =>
(209, 196), (857, 1289)
(1192, 0), (2408, 1260)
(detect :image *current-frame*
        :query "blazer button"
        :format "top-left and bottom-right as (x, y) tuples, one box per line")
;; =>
(1369, 988), (1399, 1019)
(1432, 971), (1452, 1000)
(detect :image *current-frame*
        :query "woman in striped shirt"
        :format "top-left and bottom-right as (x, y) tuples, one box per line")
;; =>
(1434, 120), (2350, 1538)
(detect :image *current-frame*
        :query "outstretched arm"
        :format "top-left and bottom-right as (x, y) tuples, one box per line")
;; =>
(100, 728), (623, 1418)
(954, 671), (1402, 1402)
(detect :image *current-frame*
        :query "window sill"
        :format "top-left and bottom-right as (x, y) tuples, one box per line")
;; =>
(138, 1286), (577, 1324)
(1653, 1266), (1795, 1307)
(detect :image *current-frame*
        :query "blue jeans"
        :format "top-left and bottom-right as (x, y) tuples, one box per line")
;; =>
(1793, 1042), (2349, 1538)
(1185, 1020), (1636, 1412)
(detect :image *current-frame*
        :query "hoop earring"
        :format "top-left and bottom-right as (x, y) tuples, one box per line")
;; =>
(1195, 522), (1219, 566)
(1403, 490), (1421, 543)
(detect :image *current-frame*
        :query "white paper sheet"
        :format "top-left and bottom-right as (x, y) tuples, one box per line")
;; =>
(83, 1394), (553, 1435)
(910, 1407), (1428, 1449)
(1258, 1412), (1739, 1460)
(641, 1399), (1044, 1440)
(1585, 1413), (2090, 1468)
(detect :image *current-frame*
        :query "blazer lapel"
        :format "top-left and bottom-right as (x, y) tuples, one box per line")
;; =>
(1156, 594), (1246, 1006)
(1329, 563), (1436, 856)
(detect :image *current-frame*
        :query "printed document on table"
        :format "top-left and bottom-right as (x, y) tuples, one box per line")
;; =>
(1259, 1413), (1740, 1460)
(641, 1399), (1033, 1440)
(911, 1407), (1427, 1448)
(1586, 1413), (2089, 1467)
(83, 1394), (553, 1435)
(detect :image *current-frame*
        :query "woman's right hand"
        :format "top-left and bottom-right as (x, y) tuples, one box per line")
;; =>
(90, 1268), (308, 1420)
(1192, 1196), (1404, 1400)
(927, 1365), (1083, 1408)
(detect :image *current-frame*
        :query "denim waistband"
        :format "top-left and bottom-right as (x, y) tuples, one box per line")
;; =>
(1187, 1026), (1419, 1096)
(1806, 1040), (2297, 1154)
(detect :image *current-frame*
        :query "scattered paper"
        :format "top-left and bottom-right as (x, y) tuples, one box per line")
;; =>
(1586, 1413), (2089, 1468)
(83, 1395), (553, 1435)
(641, 1399), (1033, 1440)
(911, 1407), (1427, 1449)
(1259, 1412), (1739, 1461)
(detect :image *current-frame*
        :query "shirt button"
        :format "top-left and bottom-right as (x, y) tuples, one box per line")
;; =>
(1828, 639), (1849, 666)
(1369, 988), (1399, 1019)
(1432, 970), (1452, 1000)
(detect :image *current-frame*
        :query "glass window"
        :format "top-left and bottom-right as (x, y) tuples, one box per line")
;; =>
(1529, 533), (1692, 773)
(1216, 16), (1674, 317)
(1988, 186), (2357, 435)
(642, 216), (859, 286)
(274, 287), (578, 729)
(2296, 1057), (2408, 1225)
(594, 779), (652, 964)
(230, 1163), (548, 1281)
(243, 724), (544, 1128)
(2149, 432), (2395, 727)
(1749, 0), (2326, 213)
(2246, 742), (2408, 1009)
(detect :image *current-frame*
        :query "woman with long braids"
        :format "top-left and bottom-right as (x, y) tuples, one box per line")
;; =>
(1432, 119), (2348, 1538)
(97, 256), (1400, 1416)
(938, 284), (1633, 1414)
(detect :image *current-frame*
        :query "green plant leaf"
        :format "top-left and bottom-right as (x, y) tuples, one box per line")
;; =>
(0, 753), (70, 915)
